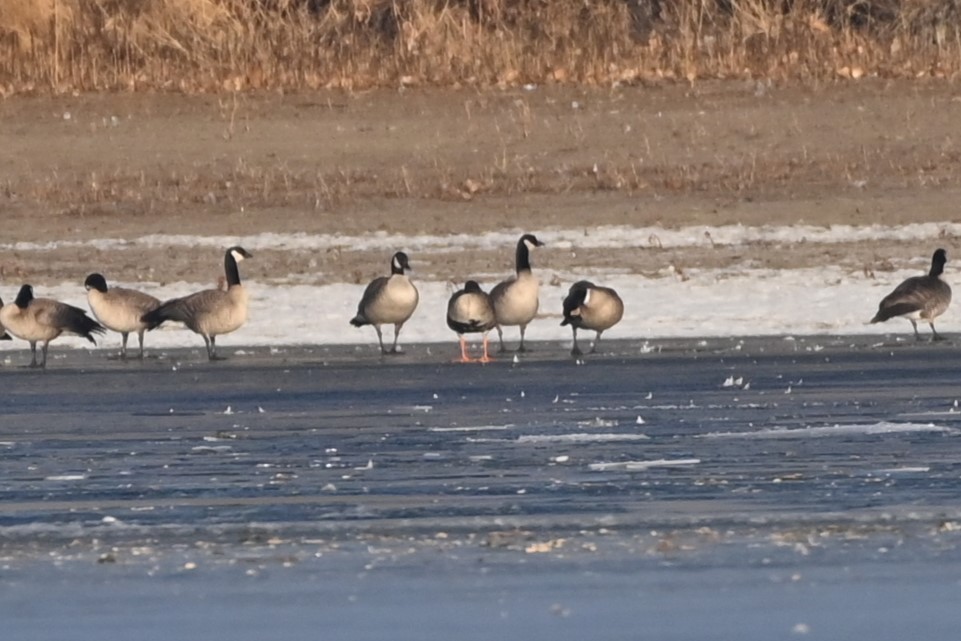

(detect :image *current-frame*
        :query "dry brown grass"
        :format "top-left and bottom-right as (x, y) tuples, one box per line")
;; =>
(1, 0), (960, 93)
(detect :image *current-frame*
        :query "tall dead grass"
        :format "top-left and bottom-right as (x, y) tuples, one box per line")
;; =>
(1, 0), (960, 93)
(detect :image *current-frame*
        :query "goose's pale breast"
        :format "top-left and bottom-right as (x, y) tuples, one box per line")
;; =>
(0, 303), (62, 342)
(195, 286), (248, 336)
(88, 289), (159, 333)
(368, 275), (419, 324)
(492, 272), (539, 325)
(577, 289), (624, 331)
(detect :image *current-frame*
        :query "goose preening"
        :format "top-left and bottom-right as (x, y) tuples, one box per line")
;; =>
(0, 284), (104, 368)
(490, 233), (545, 352)
(561, 280), (624, 356)
(870, 248), (952, 341)
(142, 246), (253, 360)
(447, 280), (496, 363)
(84, 273), (161, 360)
(350, 251), (419, 355)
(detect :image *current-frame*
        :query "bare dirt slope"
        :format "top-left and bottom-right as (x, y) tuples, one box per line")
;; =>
(2, 80), (960, 286)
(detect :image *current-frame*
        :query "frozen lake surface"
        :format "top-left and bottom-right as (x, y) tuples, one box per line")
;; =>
(3, 336), (961, 639)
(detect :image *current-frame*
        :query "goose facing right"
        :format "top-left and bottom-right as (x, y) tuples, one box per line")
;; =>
(490, 233), (545, 352)
(142, 246), (252, 360)
(561, 280), (624, 356)
(870, 248), (952, 341)
(0, 284), (105, 368)
(447, 280), (496, 363)
(350, 251), (419, 354)
(84, 273), (161, 360)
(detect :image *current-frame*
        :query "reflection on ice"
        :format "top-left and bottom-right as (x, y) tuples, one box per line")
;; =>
(588, 458), (701, 471)
(699, 422), (954, 439)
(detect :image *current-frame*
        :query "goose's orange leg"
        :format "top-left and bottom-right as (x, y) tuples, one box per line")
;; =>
(479, 334), (494, 363)
(456, 335), (476, 363)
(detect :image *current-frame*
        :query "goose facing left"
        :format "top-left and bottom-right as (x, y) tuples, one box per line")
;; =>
(142, 246), (252, 361)
(561, 280), (624, 356)
(870, 248), (952, 341)
(350, 251), (419, 354)
(0, 284), (105, 368)
(84, 273), (161, 360)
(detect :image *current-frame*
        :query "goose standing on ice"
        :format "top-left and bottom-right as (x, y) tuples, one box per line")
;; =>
(142, 246), (253, 360)
(0, 284), (105, 368)
(0, 295), (10, 341)
(84, 273), (161, 360)
(490, 233), (545, 352)
(870, 248), (952, 341)
(561, 280), (624, 356)
(447, 280), (496, 363)
(350, 251), (419, 355)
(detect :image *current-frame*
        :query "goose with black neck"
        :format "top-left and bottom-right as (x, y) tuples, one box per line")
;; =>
(142, 246), (253, 361)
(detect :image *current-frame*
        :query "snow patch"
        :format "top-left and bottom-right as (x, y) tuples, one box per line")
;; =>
(1, 223), (957, 351)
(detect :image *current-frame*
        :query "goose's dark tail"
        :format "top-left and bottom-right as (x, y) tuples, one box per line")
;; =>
(65, 305), (106, 344)
(142, 299), (182, 330)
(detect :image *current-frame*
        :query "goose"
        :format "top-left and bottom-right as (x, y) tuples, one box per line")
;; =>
(447, 280), (496, 363)
(0, 295), (10, 341)
(561, 280), (624, 356)
(350, 251), (419, 354)
(0, 284), (104, 368)
(490, 233), (545, 352)
(870, 248), (952, 341)
(142, 246), (252, 360)
(84, 273), (161, 360)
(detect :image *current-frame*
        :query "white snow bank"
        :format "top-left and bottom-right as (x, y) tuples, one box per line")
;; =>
(2, 221), (958, 253)
(0, 224), (956, 352)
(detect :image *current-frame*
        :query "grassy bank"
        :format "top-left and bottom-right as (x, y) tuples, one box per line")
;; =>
(1, 0), (960, 93)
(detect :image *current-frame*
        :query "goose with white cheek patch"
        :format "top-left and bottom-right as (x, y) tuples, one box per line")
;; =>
(0, 284), (104, 368)
(561, 280), (624, 356)
(142, 246), (252, 361)
(84, 273), (161, 360)
(447, 280), (496, 363)
(870, 248), (951, 341)
(350, 251), (419, 355)
(490, 233), (545, 352)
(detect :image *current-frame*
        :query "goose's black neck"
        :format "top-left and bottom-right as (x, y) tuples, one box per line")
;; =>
(563, 286), (588, 318)
(930, 250), (947, 278)
(14, 285), (33, 308)
(225, 252), (243, 287)
(515, 239), (532, 274)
